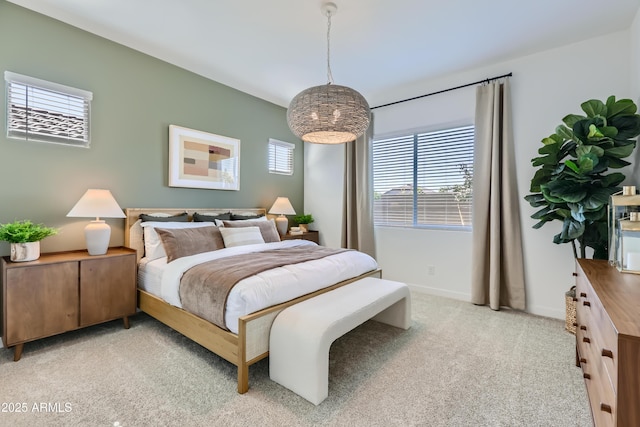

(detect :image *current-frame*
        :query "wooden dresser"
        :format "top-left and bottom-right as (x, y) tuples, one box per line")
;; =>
(575, 259), (640, 427)
(2, 247), (136, 361)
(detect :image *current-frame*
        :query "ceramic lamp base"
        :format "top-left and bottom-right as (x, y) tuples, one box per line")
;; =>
(275, 216), (288, 236)
(85, 220), (111, 255)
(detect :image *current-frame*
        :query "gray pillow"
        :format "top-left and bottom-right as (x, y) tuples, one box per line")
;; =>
(230, 213), (264, 220)
(139, 212), (188, 222)
(155, 226), (225, 262)
(193, 211), (232, 222)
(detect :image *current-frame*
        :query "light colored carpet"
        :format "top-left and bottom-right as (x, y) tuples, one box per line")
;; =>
(0, 292), (592, 427)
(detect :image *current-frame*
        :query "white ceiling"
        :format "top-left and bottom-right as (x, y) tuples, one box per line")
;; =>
(8, 0), (640, 108)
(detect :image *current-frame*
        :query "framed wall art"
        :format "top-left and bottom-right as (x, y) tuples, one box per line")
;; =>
(168, 125), (240, 191)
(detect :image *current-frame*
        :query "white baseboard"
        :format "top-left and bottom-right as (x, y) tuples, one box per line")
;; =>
(407, 283), (471, 301)
(526, 306), (564, 320)
(407, 283), (564, 320)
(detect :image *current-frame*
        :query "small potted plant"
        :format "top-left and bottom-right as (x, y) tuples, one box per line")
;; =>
(0, 220), (58, 262)
(293, 214), (314, 233)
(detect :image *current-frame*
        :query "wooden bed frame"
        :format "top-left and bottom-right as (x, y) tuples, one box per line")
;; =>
(124, 208), (381, 393)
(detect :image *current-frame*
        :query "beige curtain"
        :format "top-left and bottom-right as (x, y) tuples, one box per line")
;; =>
(342, 115), (376, 257)
(471, 80), (525, 310)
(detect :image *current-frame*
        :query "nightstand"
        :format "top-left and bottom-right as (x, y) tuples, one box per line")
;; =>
(281, 230), (319, 244)
(1, 247), (136, 361)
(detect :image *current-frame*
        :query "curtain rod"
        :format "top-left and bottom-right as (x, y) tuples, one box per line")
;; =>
(370, 72), (513, 110)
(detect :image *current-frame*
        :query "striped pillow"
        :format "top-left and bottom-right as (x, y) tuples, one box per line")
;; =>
(219, 226), (265, 247)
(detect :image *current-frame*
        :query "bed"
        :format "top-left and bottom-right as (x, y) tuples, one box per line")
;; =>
(124, 208), (381, 393)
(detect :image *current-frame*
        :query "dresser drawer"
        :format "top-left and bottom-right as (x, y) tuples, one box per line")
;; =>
(578, 290), (618, 393)
(590, 320), (618, 393)
(581, 334), (616, 427)
(589, 368), (616, 427)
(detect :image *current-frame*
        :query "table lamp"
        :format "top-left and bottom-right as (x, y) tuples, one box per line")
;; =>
(269, 197), (296, 236)
(67, 189), (126, 255)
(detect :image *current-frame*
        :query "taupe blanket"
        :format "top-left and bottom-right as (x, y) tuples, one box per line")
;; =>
(179, 246), (348, 330)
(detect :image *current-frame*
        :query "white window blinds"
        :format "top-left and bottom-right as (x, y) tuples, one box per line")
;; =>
(268, 138), (295, 175)
(373, 125), (474, 228)
(5, 71), (92, 147)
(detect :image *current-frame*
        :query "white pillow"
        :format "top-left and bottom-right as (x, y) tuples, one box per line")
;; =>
(215, 216), (267, 227)
(219, 226), (265, 247)
(140, 221), (215, 261)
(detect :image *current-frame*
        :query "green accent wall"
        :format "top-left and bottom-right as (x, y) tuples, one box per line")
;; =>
(0, 2), (302, 254)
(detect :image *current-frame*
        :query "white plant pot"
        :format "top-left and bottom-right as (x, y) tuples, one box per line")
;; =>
(10, 241), (40, 262)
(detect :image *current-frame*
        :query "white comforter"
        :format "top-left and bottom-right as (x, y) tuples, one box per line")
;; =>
(155, 240), (378, 333)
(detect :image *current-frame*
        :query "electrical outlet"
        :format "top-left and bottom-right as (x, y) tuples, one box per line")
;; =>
(427, 265), (435, 276)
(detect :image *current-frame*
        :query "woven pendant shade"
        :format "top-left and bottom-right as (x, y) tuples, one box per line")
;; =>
(287, 83), (370, 144)
(287, 2), (370, 144)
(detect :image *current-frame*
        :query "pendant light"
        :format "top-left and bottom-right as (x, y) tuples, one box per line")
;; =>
(287, 2), (371, 144)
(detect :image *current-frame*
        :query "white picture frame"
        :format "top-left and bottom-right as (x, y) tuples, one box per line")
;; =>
(168, 125), (240, 191)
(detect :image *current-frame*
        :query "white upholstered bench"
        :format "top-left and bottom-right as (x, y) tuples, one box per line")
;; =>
(269, 277), (411, 405)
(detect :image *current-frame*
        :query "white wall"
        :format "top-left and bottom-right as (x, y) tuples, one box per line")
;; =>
(304, 142), (345, 248)
(632, 8), (640, 103)
(305, 29), (633, 319)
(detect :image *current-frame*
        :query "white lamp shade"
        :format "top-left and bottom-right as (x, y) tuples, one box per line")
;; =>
(269, 197), (296, 236)
(268, 197), (296, 215)
(67, 189), (126, 219)
(67, 189), (125, 256)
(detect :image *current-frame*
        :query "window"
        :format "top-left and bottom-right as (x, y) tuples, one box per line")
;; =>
(268, 138), (294, 175)
(373, 125), (474, 228)
(5, 71), (92, 147)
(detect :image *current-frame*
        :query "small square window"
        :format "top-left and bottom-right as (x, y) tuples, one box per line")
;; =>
(268, 138), (294, 175)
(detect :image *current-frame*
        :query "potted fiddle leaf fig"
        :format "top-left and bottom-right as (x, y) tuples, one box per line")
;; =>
(525, 96), (640, 334)
(525, 96), (640, 260)
(0, 220), (58, 262)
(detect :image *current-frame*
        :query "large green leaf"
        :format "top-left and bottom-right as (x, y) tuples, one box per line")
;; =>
(607, 98), (637, 118)
(578, 153), (598, 173)
(540, 185), (567, 204)
(581, 99), (607, 118)
(599, 126), (618, 138)
(599, 172), (625, 188)
(608, 157), (631, 169)
(589, 159), (609, 175)
(542, 133), (564, 145)
(531, 207), (551, 219)
(609, 115), (640, 140)
(605, 144), (636, 158)
(571, 210), (586, 222)
(583, 209), (606, 221)
(581, 187), (617, 210)
(532, 154), (558, 167)
(538, 140), (560, 153)
(555, 124), (574, 141)
(546, 180), (587, 203)
(560, 218), (585, 241)
(529, 169), (554, 193)
(562, 114), (586, 128)
(524, 193), (547, 207)
(576, 145), (604, 158)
